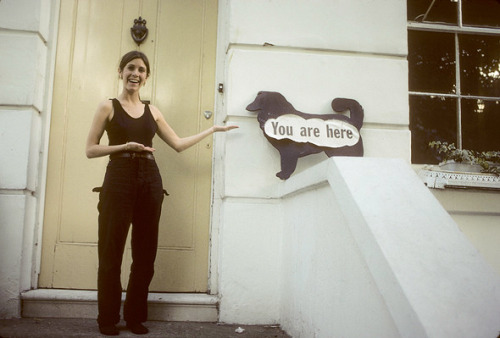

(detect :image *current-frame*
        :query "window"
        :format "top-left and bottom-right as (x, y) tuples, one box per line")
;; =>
(407, 0), (500, 164)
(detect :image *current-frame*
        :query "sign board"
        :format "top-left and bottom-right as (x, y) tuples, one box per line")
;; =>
(264, 114), (360, 148)
(247, 91), (364, 180)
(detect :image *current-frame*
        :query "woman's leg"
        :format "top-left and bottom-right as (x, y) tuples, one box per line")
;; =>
(124, 161), (164, 325)
(97, 190), (132, 326)
(97, 159), (136, 327)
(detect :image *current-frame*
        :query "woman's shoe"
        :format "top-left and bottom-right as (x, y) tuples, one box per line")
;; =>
(126, 322), (149, 334)
(99, 324), (119, 336)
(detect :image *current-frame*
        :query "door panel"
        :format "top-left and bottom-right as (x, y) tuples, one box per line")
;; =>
(40, 0), (218, 293)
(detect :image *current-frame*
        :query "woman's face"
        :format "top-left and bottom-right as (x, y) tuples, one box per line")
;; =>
(119, 58), (148, 92)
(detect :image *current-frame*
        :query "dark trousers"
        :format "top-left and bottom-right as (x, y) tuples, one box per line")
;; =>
(97, 157), (164, 325)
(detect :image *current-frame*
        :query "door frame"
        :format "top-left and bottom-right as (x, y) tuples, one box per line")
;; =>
(32, 0), (229, 296)
(207, 0), (230, 296)
(31, 0), (61, 291)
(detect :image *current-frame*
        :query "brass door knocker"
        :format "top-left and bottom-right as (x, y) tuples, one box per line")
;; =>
(131, 17), (148, 45)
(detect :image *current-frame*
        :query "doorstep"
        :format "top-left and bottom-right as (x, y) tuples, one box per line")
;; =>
(21, 289), (218, 322)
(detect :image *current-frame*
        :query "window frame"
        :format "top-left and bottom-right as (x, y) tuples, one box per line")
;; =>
(408, 21), (500, 150)
(409, 1), (500, 190)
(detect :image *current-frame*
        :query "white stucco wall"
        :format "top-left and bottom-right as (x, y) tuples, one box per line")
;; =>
(217, 0), (410, 324)
(227, 0), (407, 56)
(0, 0), (58, 318)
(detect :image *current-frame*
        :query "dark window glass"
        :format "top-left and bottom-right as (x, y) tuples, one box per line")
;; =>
(407, 0), (457, 24)
(408, 30), (456, 94)
(461, 98), (500, 151)
(460, 34), (500, 97)
(462, 0), (500, 28)
(410, 95), (457, 163)
(408, 1), (500, 164)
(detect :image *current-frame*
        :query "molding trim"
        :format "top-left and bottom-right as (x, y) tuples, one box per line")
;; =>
(419, 167), (500, 190)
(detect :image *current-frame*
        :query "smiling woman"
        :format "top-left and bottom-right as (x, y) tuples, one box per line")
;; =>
(84, 50), (237, 336)
(37, 0), (226, 330)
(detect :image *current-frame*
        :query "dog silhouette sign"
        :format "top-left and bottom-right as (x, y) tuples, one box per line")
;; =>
(246, 91), (364, 180)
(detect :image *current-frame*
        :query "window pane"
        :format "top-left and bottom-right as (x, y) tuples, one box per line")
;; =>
(461, 99), (500, 151)
(460, 34), (500, 97)
(410, 95), (457, 164)
(462, 0), (500, 28)
(408, 30), (456, 94)
(407, 0), (457, 24)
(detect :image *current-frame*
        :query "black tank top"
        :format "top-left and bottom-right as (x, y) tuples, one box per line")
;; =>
(106, 98), (157, 148)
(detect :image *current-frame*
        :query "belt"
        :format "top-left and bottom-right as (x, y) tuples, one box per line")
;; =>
(110, 152), (155, 160)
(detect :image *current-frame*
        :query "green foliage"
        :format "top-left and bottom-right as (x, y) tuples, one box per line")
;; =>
(428, 141), (500, 175)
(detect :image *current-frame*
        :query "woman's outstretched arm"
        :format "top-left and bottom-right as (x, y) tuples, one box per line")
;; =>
(150, 105), (238, 153)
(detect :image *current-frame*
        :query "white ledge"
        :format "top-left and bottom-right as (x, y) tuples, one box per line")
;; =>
(21, 289), (218, 305)
(419, 166), (500, 190)
(21, 289), (219, 321)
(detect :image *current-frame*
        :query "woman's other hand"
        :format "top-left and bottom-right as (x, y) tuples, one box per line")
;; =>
(125, 142), (155, 153)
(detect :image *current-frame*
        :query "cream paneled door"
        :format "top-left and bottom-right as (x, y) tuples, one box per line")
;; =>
(39, 0), (218, 292)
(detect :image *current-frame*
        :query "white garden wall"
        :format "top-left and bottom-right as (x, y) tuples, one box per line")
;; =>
(280, 162), (399, 338)
(279, 158), (500, 338)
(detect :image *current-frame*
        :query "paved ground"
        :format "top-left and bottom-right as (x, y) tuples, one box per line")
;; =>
(0, 318), (291, 338)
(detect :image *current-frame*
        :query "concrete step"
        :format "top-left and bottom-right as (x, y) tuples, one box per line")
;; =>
(21, 290), (218, 322)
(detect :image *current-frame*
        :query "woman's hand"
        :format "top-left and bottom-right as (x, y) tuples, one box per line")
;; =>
(125, 142), (155, 153)
(213, 125), (239, 132)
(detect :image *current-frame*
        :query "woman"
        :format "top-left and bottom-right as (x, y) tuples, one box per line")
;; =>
(86, 50), (237, 336)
